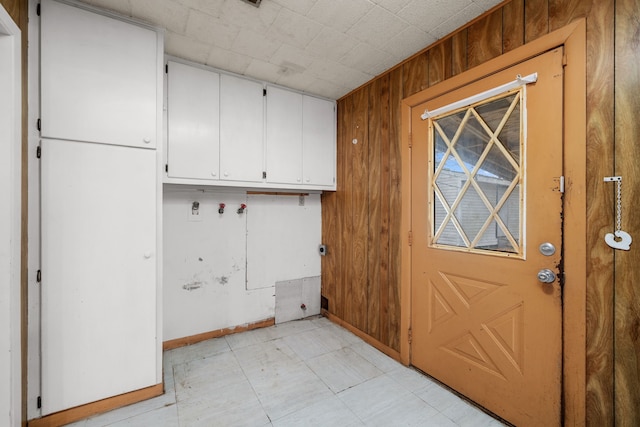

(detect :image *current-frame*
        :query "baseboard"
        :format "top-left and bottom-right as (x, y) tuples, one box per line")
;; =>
(163, 317), (276, 351)
(322, 310), (402, 363)
(28, 383), (163, 427)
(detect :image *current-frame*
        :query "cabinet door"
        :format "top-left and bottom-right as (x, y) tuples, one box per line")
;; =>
(40, 140), (157, 414)
(167, 61), (220, 180)
(40, 0), (158, 148)
(265, 86), (303, 185)
(303, 96), (336, 187)
(220, 74), (264, 182)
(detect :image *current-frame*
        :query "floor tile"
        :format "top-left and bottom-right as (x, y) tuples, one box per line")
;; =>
(282, 324), (351, 360)
(306, 347), (382, 393)
(164, 337), (230, 367)
(387, 365), (437, 392)
(106, 404), (179, 427)
(349, 341), (403, 373)
(414, 380), (466, 412)
(173, 351), (245, 402)
(271, 395), (364, 427)
(337, 375), (414, 422)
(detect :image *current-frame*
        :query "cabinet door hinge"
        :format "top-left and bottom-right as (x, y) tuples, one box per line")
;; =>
(36, 270), (41, 283)
(36, 146), (41, 159)
(408, 327), (412, 344)
(263, 88), (267, 96)
(165, 64), (168, 74)
(408, 231), (413, 246)
(37, 3), (41, 16)
(165, 164), (168, 173)
(262, 171), (267, 179)
(37, 396), (41, 409)
(37, 118), (41, 131)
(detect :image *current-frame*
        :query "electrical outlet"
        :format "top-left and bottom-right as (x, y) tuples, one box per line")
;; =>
(188, 201), (202, 222)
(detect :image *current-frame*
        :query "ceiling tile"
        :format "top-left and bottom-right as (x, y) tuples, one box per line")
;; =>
(206, 46), (252, 75)
(398, 0), (471, 32)
(270, 44), (314, 73)
(185, 9), (240, 48)
(346, 6), (407, 48)
(266, 8), (323, 49)
(306, 27), (359, 63)
(165, 32), (212, 64)
(244, 58), (286, 83)
(432, 3), (484, 38)
(340, 42), (399, 76)
(472, 0), (504, 12)
(232, 28), (281, 61)
(219, 0), (281, 34)
(371, 0), (412, 14)
(274, 72), (320, 93)
(307, 58), (371, 89)
(306, 0), (373, 33)
(131, 0), (189, 34)
(380, 26), (436, 62)
(176, 0), (224, 17)
(270, 0), (316, 15)
(82, 0), (131, 16)
(306, 78), (350, 99)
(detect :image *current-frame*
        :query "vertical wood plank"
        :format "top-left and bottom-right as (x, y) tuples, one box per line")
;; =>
(584, 0), (615, 425)
(0, 0), (21, 24)
(503, 0), (525, 53)
(524, 0), (549, 43)
(367, 78), (383, 341)
(467, 9), (503, 69)
(549, 0), (592, 31)
(388, 67), (403, 351)
(336, 97), (352, 320)
(428, 39), (452, 88)
(614, 0), (640, 424)
(403, 52), (429, 98)
(350, 87), (369, 331)
(451, 29), (468, 76)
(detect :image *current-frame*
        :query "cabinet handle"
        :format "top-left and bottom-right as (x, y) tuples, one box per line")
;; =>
(144, 252), (152, 259)
(143, 137), (151, 144)
(306, 178), (310, 182)
(296, 178), (301, 182)
(224, 172), (229, 177)
(211, 172), (217, 177)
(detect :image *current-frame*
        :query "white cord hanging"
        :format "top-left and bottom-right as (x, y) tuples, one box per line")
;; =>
(421, 73), (538, 120)
(604, 176), (632, 250)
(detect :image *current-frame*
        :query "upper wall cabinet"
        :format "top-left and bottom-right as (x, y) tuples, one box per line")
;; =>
(220, 74), (265, 183)
(40, 0), (158, 148)
(164, 60), (336, 191)
(167, 61), (220, 180)
(265, 86), (336, 187)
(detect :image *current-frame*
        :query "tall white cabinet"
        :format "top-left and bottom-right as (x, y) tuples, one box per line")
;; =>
(38, 0), (162, 415)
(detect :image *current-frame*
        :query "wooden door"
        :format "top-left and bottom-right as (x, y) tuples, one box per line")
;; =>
(411, 49), (564, 426)
(41, 140), (157, 414)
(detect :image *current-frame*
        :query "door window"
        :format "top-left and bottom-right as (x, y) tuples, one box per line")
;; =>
(431, 91), (523, 255)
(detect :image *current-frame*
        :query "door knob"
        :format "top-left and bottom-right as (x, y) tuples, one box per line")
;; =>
(537, 269), (556, 283)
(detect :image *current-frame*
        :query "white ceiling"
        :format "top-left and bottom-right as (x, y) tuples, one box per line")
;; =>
(78, 0), (503, 100)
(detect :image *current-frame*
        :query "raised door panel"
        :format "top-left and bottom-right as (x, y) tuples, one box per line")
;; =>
(40, 0), (157, 148)
(167, 61), (220, 180)
(219, 74), (264, 182)
(40, 140), (157, 414)
(303, 95), (336, 187)
(266, 85), (303, 185)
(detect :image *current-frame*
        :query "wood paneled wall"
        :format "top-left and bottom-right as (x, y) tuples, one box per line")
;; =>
(323, 0), (639, 425)
(1, 0), (29, 425)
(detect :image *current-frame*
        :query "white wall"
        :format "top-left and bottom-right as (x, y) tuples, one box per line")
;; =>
(0, 5), (21, 426)
(163, 188), (321, 341)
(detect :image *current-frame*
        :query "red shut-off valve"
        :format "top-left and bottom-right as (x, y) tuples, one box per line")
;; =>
(237, 203), (247, 214)
(218, 203), (225, 214)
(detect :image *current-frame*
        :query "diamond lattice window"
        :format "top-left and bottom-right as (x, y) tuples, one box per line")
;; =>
(431, 91), (523, 254)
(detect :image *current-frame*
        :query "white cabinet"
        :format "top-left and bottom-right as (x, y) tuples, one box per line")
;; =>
(167, 61), (220, 181)
(40, 0), (158, 148)
(164, 61), (336, 190)
(265, 86), (336, 187)
(40, 140), (157, 415)
(302, 95), (336, 187)
(220, 74), (264, 183)
(265, 86), (303, 184)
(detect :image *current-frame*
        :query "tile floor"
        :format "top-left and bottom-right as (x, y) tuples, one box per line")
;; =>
(67, 316), (505, 426)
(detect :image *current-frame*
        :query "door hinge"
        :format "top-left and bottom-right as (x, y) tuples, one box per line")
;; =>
(408, 231), (413, 246)
(262, 171), (267, 179)
(263, 88), (267, 96)
(562, 54), (568, 67)
(37, 396), (41, 409)
(408, 132), (412, 148)
(37, 3), (41, 16)
(37, 118), (41, 131)
(408, 327), (412, 344)
(165, 164), (168, 173)
(36, 146), (41, 159)
(165, 64), (168, 74)
(554, 176), (565, 193)
(36, 270), (41, 283)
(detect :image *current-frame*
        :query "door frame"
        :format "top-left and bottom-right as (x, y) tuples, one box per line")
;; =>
(400, 20), (587, 426)
(0, 4), (22, 426)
